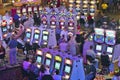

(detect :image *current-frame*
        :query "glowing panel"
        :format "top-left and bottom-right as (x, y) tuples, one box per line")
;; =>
(55, 56), (62, 62)
(36, 50), (42, 55)
(45, 53), (52, 58)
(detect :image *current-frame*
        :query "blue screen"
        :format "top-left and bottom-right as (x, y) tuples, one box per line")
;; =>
(34, 34), (39, 39)
(36, 56), (42, 63)
(105, 36), (115, 45)
(26, 33), (31, 38)
(45, 59), (51, 66)
(3, 28), (7, 32)
(94, 35), (104, 43)
(43, 36), (48, 40)
(65, 65), (71, 73)
(55, 62), (60, 70)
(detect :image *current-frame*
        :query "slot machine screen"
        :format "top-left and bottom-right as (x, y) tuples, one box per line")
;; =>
(96, 45), (102, 51)
(107, 47), (113, 53)
(45, 59), (51, 66)
(43, 36), (48, 40)
(36, 56), (42, 63)
(64, 65), (71, 73)
(34, 34), (39, 39)
(2, 27), (7, 32)
(55, 62), (60, 70)
(90, 9), (95, 13)
(26, 33), (31, 38)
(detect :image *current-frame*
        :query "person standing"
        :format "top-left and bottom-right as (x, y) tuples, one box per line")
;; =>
(0, 40), (5, 66)
(8, 34), (18, 65)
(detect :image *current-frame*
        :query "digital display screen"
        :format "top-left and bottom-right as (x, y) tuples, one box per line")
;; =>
(69, 23), (73, 26)
(45, 59), (51, 66)
(90, 9), (95, 13)
(26, 33), (31, 38)
(34, 34), (39, 39)
(94, 35), (104, 43)
(43, 36), (48, 40)
(22, 8), (26, 13)
(55, 62), (60, 70)
(105, 36), (115, 45)
(107, 47), (113, 53)
(2, 28), (7, 32)
(96, 45), (102, 51)
(36, 56), (42, 63)
(64, 65), (71, 73)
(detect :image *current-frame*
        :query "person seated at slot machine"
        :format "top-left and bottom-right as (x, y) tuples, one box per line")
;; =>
(58, 35), (65, 44)
(55, 27), (61, 45)
(86, 45), (99, 69)
(33, 13), (40, 26)
(53, 69), (62, 80)
(24, 42), (32, 54)
(100, 22), (108, 29)
(38, 65), (53, 80)
(85, 58), (96, 80)
(100, 52), (110, 74)
(22, 57), (32, 79)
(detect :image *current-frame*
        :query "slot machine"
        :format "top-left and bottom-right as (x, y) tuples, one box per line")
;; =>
(68, 0), (74, 11)
(63, 57), (85, 80)
(1, 20), (8, 39)
(33, 28), (40, 44)
(75, 0), (82, 20)
(16, 8), (21, 17)
(53, 55), (63, 75)
(105, 30), (116, 58)
(44, 52), (53, 73)
(41, 15), (48, 27)
(50, 15), (56, 29)
(8, 17), (14, 30)
(27, 6), (33, 14)
(24, 28), (32, 42)
(36, 49), (44, 68)
(33, 6), (38, 13)
(89, 0), (96, 18)
(68, 18), (74, 33)
(22, 7), (27, 15)
(83, 0), (89, 17)
(59, 17), (65, 29)
(94, 28), (105, 55)
(39, 6), (42, 15)
(41, 30), (49, 47)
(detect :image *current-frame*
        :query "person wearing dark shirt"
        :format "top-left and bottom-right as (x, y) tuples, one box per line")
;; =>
(101, 52), (110, 74)
(8, 35), (18, 65)
(85, 59), (96, 80)
(0, 40), (5, 65)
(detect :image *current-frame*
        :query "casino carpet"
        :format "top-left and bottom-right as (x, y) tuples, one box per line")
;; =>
(0, 66), (23, 80)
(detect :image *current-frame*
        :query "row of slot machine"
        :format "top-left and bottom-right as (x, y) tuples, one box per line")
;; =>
(41, 14), (76, 33)
(24, 27), (49, 47)
(16, 5), (42, 17)
(69, 0), (97, 19)
(0, 17), (14, 40)
(93, 28), (116, 58)
(24, 26), (57, 48)
(35, 48), (85, 80)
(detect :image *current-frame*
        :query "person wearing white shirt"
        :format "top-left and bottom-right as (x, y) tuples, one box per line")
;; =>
(59, 40), (68, 52)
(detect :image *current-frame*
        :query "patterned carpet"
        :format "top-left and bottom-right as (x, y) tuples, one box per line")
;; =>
(0, 66), (23, 80)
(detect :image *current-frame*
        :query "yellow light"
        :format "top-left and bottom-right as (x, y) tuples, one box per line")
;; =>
(65, 75), (70, 79)
(26, 28), (31, 32)
(55, 56), (62, 62)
